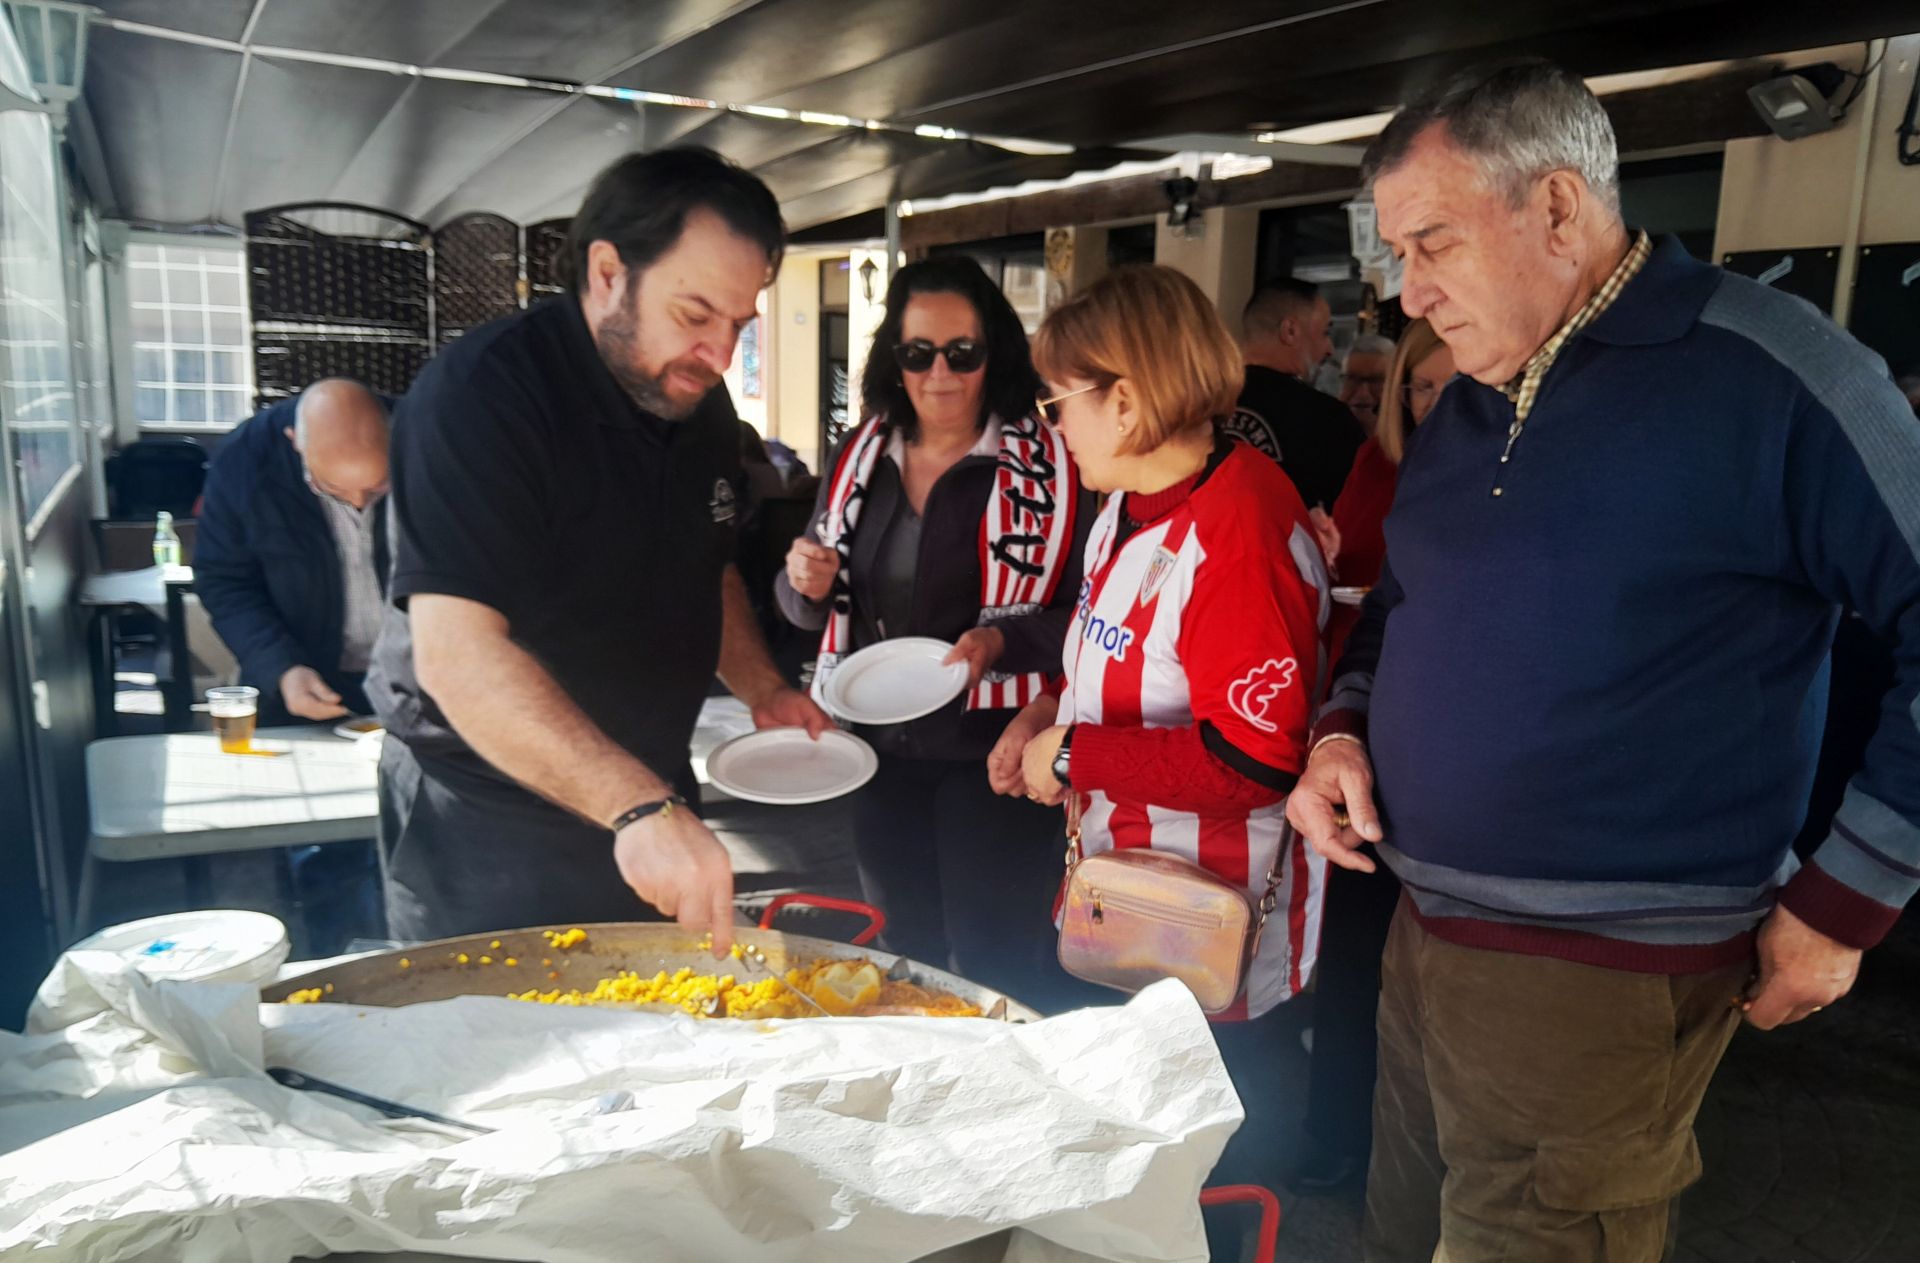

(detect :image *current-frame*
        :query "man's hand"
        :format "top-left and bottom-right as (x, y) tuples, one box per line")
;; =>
(785, 539), (838, 602)
(749, 684), (835, 739)
(944, 626), (1006, 689)
(614, 806), (737, 959)
(1020, 723), (1070, 807)
(1742, 903), (1862, 1029)
(1285, 737), (1384, 873)
(280, 664), (349, 721)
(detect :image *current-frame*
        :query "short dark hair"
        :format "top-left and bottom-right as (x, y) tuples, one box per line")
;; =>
(1362, 59), (1621, 214)
(860, 256), (1042, 441)
(561, 146), (786, 292)
(1243, 278), (1321, 339)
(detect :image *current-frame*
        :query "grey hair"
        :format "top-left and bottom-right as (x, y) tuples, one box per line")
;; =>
(1343, 334), (1396, 368)
(1362, 59), (1621, 218)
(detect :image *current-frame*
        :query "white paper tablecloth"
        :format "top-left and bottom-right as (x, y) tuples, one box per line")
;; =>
(0, 949), (1240, 1262)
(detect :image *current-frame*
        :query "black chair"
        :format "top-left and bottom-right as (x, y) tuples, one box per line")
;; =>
(105, 438), (209, 519)
(87, 517), (201, 735)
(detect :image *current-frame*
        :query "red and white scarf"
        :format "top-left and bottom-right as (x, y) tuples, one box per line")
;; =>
(812, 411), (1078, 713)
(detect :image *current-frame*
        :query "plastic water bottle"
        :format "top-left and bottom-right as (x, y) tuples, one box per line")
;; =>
(152, 511), (181, 568)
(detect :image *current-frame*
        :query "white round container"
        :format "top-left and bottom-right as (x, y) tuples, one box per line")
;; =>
(70, 910), (292, 987)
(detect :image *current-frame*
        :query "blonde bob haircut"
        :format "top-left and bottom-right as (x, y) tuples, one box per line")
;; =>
(1031, 264), (1244, 457)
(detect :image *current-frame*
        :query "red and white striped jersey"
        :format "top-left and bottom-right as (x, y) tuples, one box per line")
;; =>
(1061, 443), (1330, 1019)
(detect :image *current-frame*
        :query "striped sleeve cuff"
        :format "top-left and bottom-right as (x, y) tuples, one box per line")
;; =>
(1778, 788), (1920, 949)
(1309, 705), (1368, 749)
(1776, 861), (1903, 950)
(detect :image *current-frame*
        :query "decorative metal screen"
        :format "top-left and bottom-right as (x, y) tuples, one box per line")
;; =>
(246, 203), (432, 403)
(525, 218), (571, 299)
(245, 206), (572, 404)
(433, 212), (522, 347)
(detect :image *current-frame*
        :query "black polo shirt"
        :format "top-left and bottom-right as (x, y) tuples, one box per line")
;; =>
(1224, 364), (1364, 510)
(366, 295), (742, 802)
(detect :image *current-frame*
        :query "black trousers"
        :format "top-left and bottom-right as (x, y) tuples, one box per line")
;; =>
(850, 752), (1088, 1013)
(377, 736), (675, 942)
(1302, 857), (1404, 1162)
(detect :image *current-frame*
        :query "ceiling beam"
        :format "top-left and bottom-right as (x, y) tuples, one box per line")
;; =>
(205, 0), (273, 222)
(66, 96), (119, 217)
(1121, 132), (1365, 167)
(896, 64), (1796, 252)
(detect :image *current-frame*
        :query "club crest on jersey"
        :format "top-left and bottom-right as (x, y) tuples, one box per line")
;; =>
(1227, 657), (1298, 734)
(1137, 545), (1178, 606)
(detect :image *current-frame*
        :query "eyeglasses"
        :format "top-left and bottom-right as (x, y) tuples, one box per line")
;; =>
(893, 337), (986, 374)
(1035, 382), (1101, 424)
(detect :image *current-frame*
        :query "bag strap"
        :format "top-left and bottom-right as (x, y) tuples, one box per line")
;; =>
(1063, 791), (1084, 870)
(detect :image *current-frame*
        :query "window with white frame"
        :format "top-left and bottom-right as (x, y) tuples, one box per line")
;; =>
(127, 241), (253, 429)
(0, 104), (76, 532)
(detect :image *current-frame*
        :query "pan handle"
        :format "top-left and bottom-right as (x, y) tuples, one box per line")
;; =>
(1199, 1185), (1281, 1263)
(758, 894), (886, 946)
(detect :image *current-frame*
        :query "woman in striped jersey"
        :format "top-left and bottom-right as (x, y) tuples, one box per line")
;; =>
(989, 264), (1330, 1189)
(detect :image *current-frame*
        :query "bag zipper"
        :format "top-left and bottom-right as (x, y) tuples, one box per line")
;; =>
(1086, 886), (1230, 929)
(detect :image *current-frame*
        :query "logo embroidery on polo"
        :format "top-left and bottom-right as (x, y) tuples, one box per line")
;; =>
(1226, 657), (1298, 734)
(1221, 408), (1282, 461)
(709, 478), (737, 524)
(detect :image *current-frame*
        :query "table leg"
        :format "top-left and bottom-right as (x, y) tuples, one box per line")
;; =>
(88, 609), (117, 737)
(274, 848), (313, 954)
(182, 854), (214, 908)
(162, 583), (193, 733)
(74, 851), (99, 938)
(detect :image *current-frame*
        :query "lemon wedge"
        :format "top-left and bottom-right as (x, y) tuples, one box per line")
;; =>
(805, 960), (882, 1015)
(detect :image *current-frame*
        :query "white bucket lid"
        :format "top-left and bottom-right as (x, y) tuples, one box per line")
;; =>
(71, 910), (291, 987)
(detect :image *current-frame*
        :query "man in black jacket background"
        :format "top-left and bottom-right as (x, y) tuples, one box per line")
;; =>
(195, 378), (391, 726)
(1226, 278), (1363, 509)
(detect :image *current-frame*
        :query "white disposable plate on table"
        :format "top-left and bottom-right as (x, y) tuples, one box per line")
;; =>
(819, 637), (970, 724)
(1331, 586), (1372, 607)
(705, 728), (879, 805)
(333, 716), (383, 740)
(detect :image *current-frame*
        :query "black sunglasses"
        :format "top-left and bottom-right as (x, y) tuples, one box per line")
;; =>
(893, 337), (986, 374)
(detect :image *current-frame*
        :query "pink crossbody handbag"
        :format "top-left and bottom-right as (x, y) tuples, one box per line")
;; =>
(1056, 793), (1290, 1014)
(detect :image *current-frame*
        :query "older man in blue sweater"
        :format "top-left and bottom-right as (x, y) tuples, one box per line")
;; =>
(1290, 61), (1920, 1261)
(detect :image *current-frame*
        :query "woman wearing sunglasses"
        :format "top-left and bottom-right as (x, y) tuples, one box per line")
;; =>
(776, 256), (1093, 1005)
(989, 264), (1328, 1189)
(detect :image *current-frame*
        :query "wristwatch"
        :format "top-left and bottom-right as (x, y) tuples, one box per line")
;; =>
(1051, 725), (1076, 787)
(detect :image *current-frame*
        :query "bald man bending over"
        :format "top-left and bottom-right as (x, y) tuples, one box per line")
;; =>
(196, 378), (393, 725)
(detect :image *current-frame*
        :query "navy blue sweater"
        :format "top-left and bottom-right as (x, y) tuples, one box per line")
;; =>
(1319, 235), (1920, 970)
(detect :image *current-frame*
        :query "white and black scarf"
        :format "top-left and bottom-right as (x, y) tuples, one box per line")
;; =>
(812, 411), (1078, 712)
